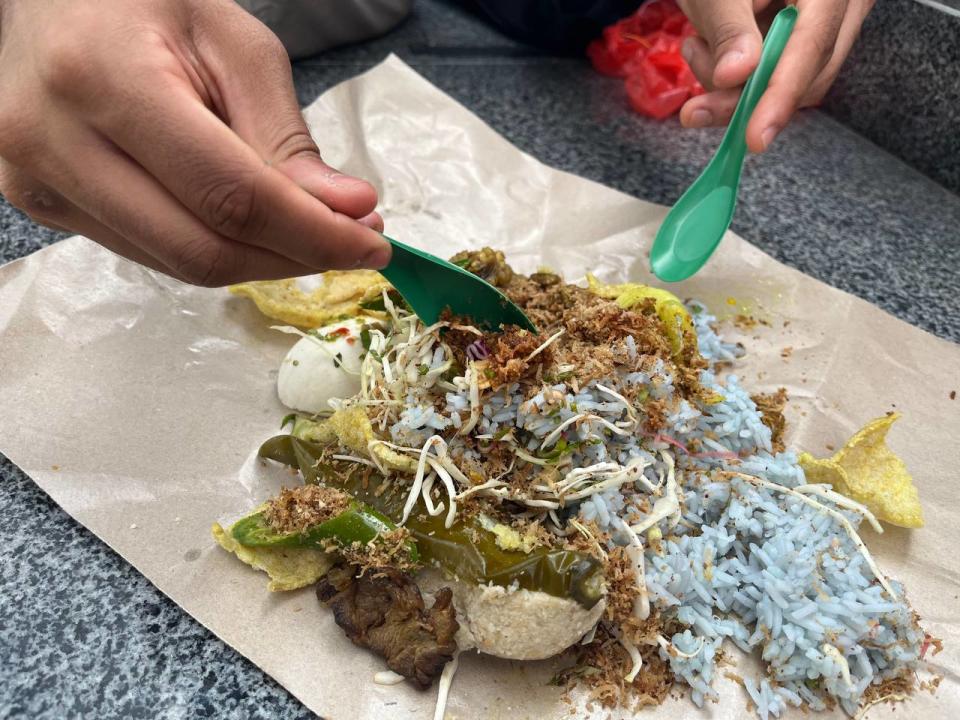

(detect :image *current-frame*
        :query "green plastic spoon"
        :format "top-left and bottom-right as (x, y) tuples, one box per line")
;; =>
(379, 236), (537, 332)
(650, 6), (798, 283)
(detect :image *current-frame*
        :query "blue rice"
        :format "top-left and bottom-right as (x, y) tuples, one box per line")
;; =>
(387, 300), (922, 717)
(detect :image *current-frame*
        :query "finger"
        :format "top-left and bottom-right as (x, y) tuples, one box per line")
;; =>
(680, 0), (763, 88)
(276, 153), (380, 222)
(84, 72), (390, 272)
(802, 0), (874, 105)
(681, 35), (717, 91)
(680, 88), (743, 128)
(357, 211), (385, 232)
(0, 158), (186, 277)
(64, 214), (191, 281)
(192, 2), (379, 220)
(28, 123), (330, 286)
(746, 0), (848, 152)
(0, 157), (74, 228)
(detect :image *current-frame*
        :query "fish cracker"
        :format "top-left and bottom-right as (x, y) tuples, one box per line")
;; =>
(230, 271), (389, 327)
(800, 413), (923, 528)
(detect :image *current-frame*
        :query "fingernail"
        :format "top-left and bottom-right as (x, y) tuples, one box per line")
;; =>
(718, 49), (744, 72)
(325, 171), (365, 188)
(761, 125), (780, 150)
(689, 109), (713, 127)
(359, 243), (392, 270)
(301, 154), (363, 187)
(359, 212), (385, 231)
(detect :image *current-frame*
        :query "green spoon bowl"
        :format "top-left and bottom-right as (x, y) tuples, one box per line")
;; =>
(379, 236), (537, 333)
(651, 6), (798, 282)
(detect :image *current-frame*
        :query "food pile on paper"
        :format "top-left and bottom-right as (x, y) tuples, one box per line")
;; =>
(0, 57), (956, 720)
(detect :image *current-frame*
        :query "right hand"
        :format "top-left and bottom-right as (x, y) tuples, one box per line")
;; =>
(0, 0), (392, 286)
(677, 0), (874, 153)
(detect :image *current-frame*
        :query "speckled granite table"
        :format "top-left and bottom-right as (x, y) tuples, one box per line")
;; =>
(2, 1), (959, 718)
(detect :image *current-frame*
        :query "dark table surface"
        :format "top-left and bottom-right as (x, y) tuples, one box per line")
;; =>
(2, 1), (958, 718)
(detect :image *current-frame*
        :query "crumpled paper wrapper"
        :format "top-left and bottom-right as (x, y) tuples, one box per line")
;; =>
(0, 56), (957, 719)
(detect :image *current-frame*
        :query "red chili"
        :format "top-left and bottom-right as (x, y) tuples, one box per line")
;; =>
(587, 0), (704, 120)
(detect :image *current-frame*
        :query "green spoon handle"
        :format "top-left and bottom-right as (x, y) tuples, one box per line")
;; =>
(720, 6), (798, 169)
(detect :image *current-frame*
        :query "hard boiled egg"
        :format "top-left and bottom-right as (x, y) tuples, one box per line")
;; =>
(277, 318), (365, 414)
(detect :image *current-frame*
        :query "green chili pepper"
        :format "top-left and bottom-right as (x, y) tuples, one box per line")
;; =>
(258, 435), (605, 609)
(231, 500), (419, 562)
(359, 289), (412, 313)
(358, 296), (387, 312)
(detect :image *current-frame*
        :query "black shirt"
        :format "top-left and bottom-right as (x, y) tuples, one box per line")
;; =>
(460, 0), (644, 54)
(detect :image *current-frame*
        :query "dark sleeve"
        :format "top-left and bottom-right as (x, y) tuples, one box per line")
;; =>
(457, 0), (644, 55)
(237, 0), (413, 59)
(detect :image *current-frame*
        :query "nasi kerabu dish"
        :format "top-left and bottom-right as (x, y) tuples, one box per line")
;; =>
(216, 249), (937, 719)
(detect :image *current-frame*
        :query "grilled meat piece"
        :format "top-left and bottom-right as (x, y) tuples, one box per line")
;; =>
(317, 564), (458, 688)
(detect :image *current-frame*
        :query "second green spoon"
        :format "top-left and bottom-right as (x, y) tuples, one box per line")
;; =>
(650, 6), (798, 283)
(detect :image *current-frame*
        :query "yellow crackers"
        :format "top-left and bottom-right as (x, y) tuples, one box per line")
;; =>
(229, 270), (389, 327)
(293, 407), (416, 474)
(800, 413), (923, 528)
(212, 522), (335, 591)
(328, 406), (416, 473)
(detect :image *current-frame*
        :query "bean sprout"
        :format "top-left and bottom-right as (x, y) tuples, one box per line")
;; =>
(330, 454), (378, 469)
(611, 627), (643, 683)
(420, 472), (445, 517)
(822, 643), (854, 690)
(630, 453), (681, 535)
(656, 633), (705, 659)
(616, 517), (650, 621)
(433, 651), (461, 720)
(401, 436), (442, 524)
(524, 328), (565, 362)
(731, 472), (897, 599)
(458, 365), (482, 435)
(595, 383), (640, 428)
(794, 484), (884, 534)
(427, 457), (459, 529)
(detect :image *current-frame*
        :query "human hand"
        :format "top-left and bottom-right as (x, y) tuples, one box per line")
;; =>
(0, 0), (391, 286)
(676, 0), (874, 152)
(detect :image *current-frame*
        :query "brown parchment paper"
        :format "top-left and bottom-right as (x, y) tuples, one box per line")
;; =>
(0, 56), (958, 719)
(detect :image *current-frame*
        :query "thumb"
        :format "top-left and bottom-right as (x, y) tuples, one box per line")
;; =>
(682, 0), (763, 89)
(195, 1), (380, 221)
